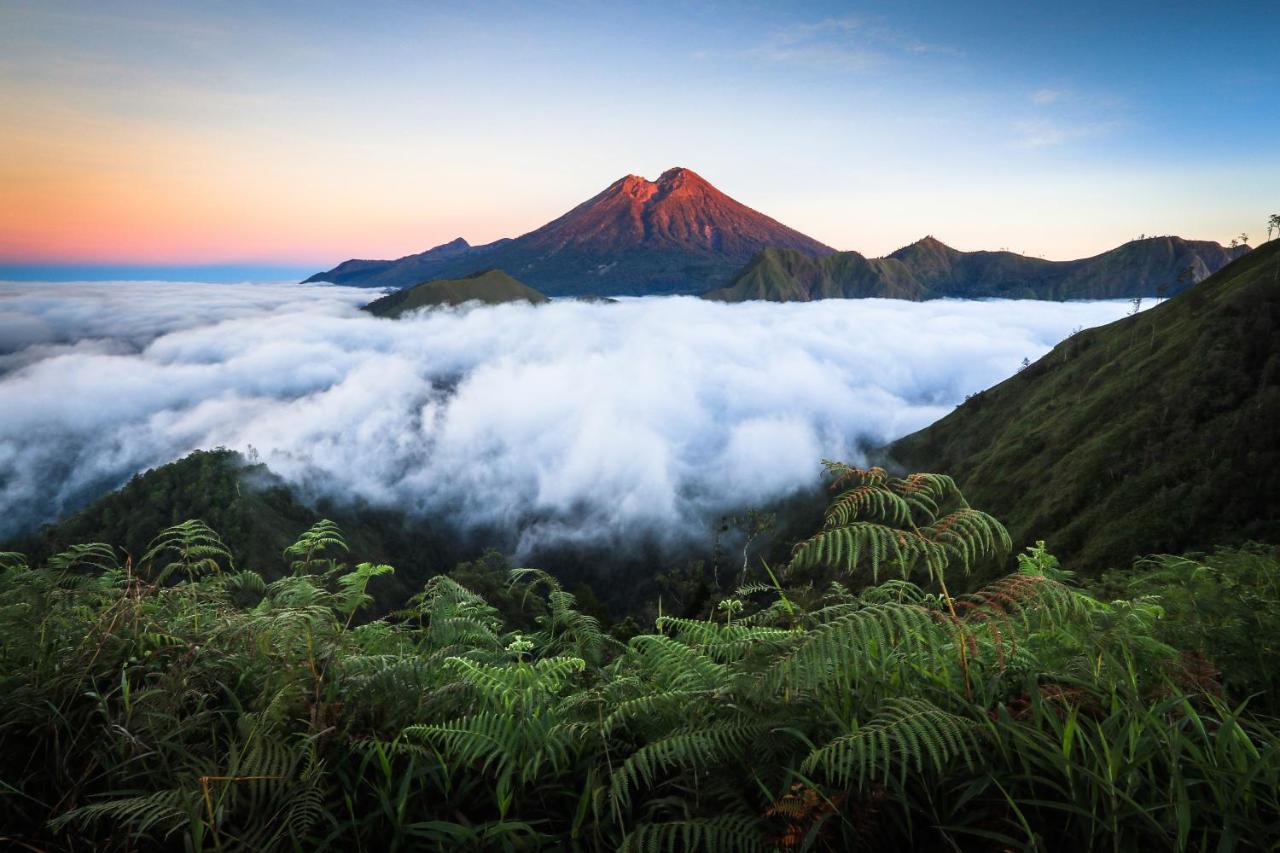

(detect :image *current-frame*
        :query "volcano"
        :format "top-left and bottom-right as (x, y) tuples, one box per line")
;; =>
(305, 167), (835, 296)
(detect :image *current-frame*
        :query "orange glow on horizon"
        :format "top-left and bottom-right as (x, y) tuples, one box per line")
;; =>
(0, 105), (540, 266)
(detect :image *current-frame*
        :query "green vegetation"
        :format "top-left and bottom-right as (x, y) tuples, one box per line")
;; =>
(18, 448), (463, 607)
(704, 245), (928, 302)
(1092, 543), (1280, 707)
(891, 240), (1280, 574)
(704, 235), (1247, 302)
(19, 448), (813, 617)
(363, 268), (549, 317)
(3, 465), (1278, 851)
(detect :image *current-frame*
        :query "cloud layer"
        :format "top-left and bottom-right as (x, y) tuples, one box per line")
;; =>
(0, 282), (1135, 551)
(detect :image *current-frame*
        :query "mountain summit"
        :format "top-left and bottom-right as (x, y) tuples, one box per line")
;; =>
(530, 167), (832, 259)
(305, 168), (834, 296)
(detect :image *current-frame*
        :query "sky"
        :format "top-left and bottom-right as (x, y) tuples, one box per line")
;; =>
(1, 0), (1277, 276)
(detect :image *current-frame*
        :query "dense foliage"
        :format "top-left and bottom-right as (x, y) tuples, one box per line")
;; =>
(1092, 543), (1280, 711)
(891, 239), (1280, 574)
(18, 449), (470, 610)
(2, 467), (1278, 851)
(23, 448), (810, 617)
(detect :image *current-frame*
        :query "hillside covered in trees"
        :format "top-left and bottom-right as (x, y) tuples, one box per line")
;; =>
(362, 269), (549, 316)
(889, 240), (1280, 573)
(12, 449), (465, 608)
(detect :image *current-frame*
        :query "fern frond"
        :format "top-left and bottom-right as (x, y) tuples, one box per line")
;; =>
(824, 484), (912, 528)
(601, 689), (704, 736)
(655, 616), (799, 663)
(334, 562), (394, 617)
(47, 542), (119, 573)
(621, 814), (766, 852)
(142, 519), (232, 582)
(0, 550), (28, 571)
(611, 720), (771, 809)
(802, 698), (977, 789)
(629, 634), (730, 691)
(922, 508), (1011, 573)
(772, 602), (944, 694)
(789, 522), (945, 582)
(50, 788), (195, 837)
(284, 519), (348, 575)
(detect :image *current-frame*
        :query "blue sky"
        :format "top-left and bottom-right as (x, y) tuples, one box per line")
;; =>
(1, 0), (1276, 277)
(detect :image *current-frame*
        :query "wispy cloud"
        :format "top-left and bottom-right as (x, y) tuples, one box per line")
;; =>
(1031, 88), (1065, 105)
(1014, 85), (1129, 148)
(1011, 117), (1120, 148)
(726, 16), (962, 72)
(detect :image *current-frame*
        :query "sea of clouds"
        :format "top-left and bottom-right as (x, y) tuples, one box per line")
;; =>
(0, 281), (1136, 551)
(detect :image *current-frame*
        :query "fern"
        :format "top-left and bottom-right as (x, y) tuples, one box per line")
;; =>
(628, 634), (731, 692)
(334, 561), (394, 618)
(621, 814), (766, 852)
(6, 479), (1280, 851)
(0, 550), (28, 571)
(284, 519), (348, 575)
(803, 698), (977, 789)
(511, 567), (621, 663)
(610, 719), (772, 809)
(141, 519), (232, 582)
(772, 601), (944, 694)
(51, 788), (196, 838)
(47, 542), (119, 573)
(789, 465), (1010, 586)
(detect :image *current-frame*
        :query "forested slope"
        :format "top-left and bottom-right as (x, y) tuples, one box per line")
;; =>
(890, 241), (1280, 572)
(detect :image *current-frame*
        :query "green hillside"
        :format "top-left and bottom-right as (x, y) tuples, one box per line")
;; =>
(889, 240), (1280, 573)
(18, 449), (461, 604)
(14, 447), (824, 617)
(705, 235), (1247, 302)
(362, 268), (548, 317)
(707, 246), (928, 301)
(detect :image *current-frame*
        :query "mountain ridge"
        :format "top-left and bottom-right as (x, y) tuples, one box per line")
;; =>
(704, 235), (1251, 302)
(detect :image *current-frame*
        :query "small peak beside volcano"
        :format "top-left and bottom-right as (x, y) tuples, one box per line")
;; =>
(889, 235), (960, 261)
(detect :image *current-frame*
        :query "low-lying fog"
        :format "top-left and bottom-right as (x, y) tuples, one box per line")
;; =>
(0, 281), (1137, 550)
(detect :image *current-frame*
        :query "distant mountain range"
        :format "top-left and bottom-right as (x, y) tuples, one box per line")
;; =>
(306, 167), (833, 296)
(362, 269), (548, 317)
(704, 236), (1250, 302)
(888, 239), (1280, 573)
(308, 166), (1248, 300)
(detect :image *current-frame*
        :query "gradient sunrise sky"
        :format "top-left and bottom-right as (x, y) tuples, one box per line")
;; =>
(2, 0), (1277, 278)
